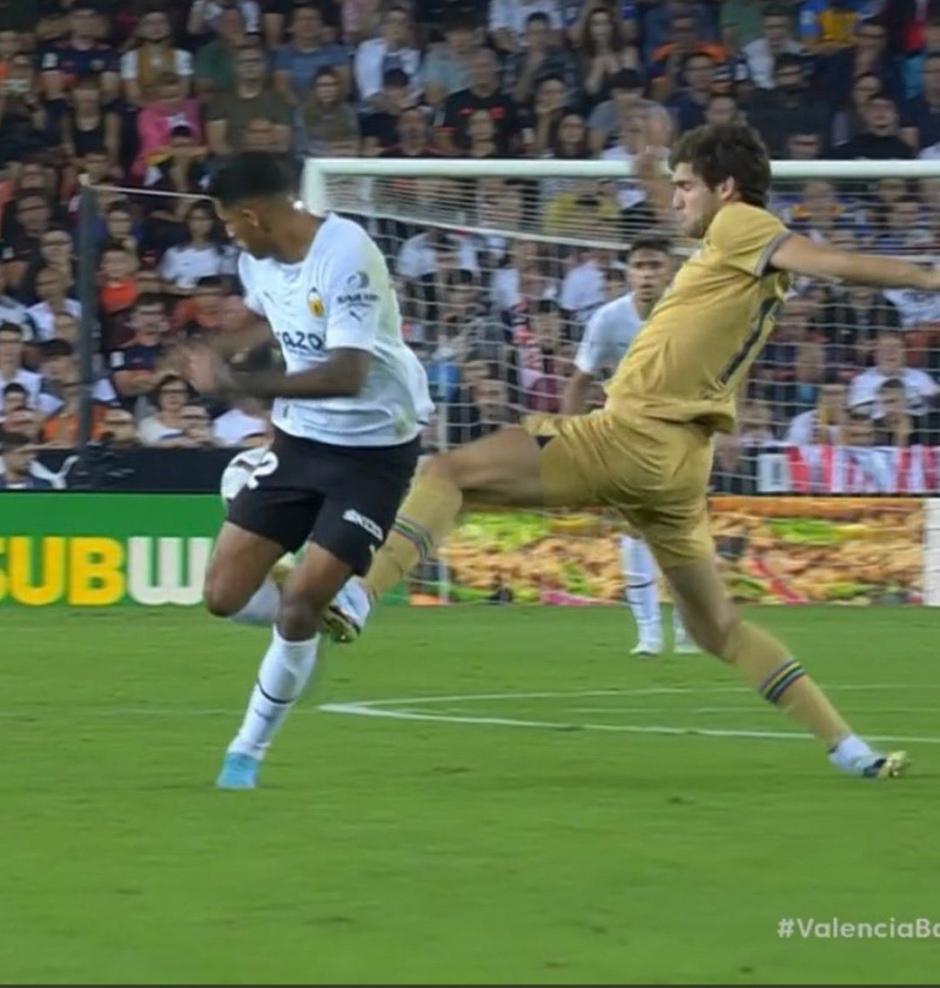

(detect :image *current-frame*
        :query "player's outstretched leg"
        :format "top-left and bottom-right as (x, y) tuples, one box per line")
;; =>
(324, 426), (549, 643)
(621, 536), (664, 656)
(664, 555), (908, 778)
(217, 543), (354, 789)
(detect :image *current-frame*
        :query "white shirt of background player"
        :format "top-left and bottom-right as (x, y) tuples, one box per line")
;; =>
(239, 212), (433, 447)
(573, 290), (646, 379)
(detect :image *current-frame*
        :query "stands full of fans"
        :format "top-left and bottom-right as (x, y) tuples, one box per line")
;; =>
(1, 0), (940, 492)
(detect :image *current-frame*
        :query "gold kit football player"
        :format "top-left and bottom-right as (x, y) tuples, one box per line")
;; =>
(329, 123), (938, 778)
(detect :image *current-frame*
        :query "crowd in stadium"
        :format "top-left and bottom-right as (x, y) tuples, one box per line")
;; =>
(0, 0), (939, 491)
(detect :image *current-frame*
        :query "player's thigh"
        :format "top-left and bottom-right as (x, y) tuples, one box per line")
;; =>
(430, 425), (549, 507)
(661, 555), (738, 657)
(204, 521), (292, 616)
(279, 541), (355, 616)
(312, 454), (417, 577)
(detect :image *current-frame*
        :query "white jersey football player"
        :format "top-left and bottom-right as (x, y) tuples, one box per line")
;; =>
(188, 152), (432, 790)
(562, 236), (698, 657)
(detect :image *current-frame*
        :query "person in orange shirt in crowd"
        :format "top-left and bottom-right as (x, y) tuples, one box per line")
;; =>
(41, 374), (107, 448)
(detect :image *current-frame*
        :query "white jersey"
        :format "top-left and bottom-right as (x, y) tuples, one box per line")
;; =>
(574, 291), (645, 376)
(239, 212), (432, 447)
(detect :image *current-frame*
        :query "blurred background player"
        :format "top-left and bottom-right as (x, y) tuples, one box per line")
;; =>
(562, 235), (697, 656)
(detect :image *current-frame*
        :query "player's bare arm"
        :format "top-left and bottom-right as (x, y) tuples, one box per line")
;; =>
(209, 309), (274, 360)
(770, 233), (940, 291)
(187, 345), (370, 399)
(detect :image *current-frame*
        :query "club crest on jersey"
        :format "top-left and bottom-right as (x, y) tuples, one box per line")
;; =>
(307, 289), (325, 317)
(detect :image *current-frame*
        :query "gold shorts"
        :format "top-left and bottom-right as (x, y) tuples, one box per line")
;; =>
(524, 410), (714, 569)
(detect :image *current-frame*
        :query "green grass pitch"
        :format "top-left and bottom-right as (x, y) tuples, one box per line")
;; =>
(4, 605), (940, 984)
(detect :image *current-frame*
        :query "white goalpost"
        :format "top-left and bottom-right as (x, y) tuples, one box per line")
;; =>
(302, 155), (940, 607)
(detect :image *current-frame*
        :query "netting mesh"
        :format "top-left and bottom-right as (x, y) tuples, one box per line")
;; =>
(309, 162), (938, 605)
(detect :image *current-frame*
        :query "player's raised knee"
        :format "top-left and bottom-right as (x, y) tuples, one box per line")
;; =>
(202, 570), (243, 619)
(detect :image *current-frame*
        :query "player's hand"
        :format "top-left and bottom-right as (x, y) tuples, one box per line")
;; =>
(185, 343), (234, 396)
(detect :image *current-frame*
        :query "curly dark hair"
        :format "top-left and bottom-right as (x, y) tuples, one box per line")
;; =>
(668, 123), (772, 208)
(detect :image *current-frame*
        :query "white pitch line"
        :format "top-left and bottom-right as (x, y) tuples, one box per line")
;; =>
(319, 683), (940, 746)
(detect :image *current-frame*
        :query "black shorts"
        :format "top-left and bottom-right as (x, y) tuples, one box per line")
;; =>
(227, 428), (421, 576)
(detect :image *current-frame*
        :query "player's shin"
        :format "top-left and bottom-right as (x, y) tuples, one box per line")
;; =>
(725, 620), (852, 749)
(362, 472), (463, 600)
(227, 628), (320, 760)
(229, 578), (280, 626)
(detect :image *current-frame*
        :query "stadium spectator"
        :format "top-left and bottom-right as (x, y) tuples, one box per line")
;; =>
(648, 13), (726, 102)
(188, 0), (261, 38)
(2, 381), (27, 421)
(848, 329), (939, 421)
(171, 275), (230, 339)
(798, 0), (873, 53)
(382, 104), (440, 158)
(354, 4), (421, 109)
(421, 12), (477, 109)
(0, 266), (29, 332)
(901, 52), (940, 151)
(108, 294), (173, 400)
(587, 67), (647, 152)
(0, 432), (53, 490)
(273, 3), (351, 107)
(577, 2), (640, 108)
(706, 93), (742, 127)
(438, 47), (517, 155)
(5, 193), (54, 295)
(120, 7), (194, 107)
(666, 52), (717, 134)
(507, 11), (578, 107)
(748, 53), (832, 157)
(872, 376), (915, 446)
(818, 16), (903, 107)
(742, 5), (807, 90)
(58, 76), (121, 173)
(213, 395), (270, 446)
(138, 373), (195, 446)
(159, 203), (235, 297)
(301, 66), (361, 154)
(644, 1), (716, 62)
(832, 94), (914, 158)
(41, 372), (107, 447)
(4, 407), (46, 446)
(559, 246), (606, 327)
(520, 297), (570, 412)
(358, 68), (410, 154)
(98, 405), (140, 448)
(785, 380), (848, 446)
(0, 323), (40, 406)
(829, 71), (884, 147)
(193, 5), (246, 98)
(527, 73), (570, 154)
(179, 401), (220, 448)
(27, 267), (81, 343)
(821, 282), (902, 368)
(720, 0), (779, 51)
(206, 45), (292, 155)
(132, 74), (202, 180)
(39, 1), (120, 104)
(490, 0), (563, 52)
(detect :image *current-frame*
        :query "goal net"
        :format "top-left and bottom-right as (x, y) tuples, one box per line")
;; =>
(303, 158), (940, 607)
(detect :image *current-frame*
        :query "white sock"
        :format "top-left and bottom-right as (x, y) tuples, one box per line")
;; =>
(230, 579), (280, 626)
(828, 733), (875, 773)
(672, 606), (690, 643)
(228, 628), (320, 759)
(621, 535), (661, 642)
